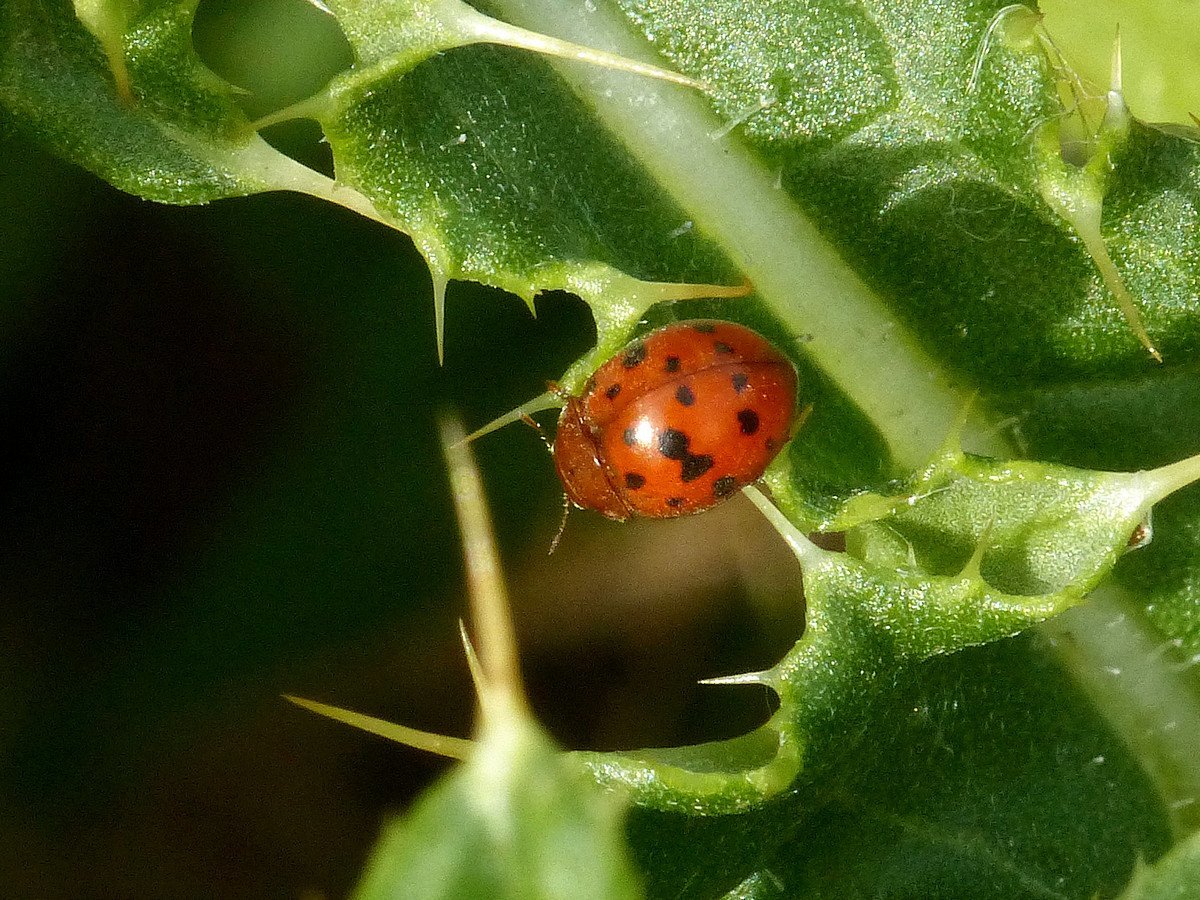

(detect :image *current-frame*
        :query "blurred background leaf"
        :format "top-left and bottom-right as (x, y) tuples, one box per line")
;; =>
(1041, 0), (1200, 125)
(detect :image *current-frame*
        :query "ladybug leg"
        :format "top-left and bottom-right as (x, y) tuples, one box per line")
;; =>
(519, 412), (573, 552)
(548, 490), (572, 555)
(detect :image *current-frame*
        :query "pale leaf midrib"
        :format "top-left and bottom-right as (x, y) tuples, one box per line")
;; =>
(485, 0), (1008, 468)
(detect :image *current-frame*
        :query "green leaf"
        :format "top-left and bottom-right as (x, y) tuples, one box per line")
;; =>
(580, 444), (1200, 814)
(1120, 828), (1200, 900)
(353, 714), (643, 900)
(627, 637), (1171, 899)
(9, 0), (1200, 895)
(302, 0), (752, 361)
(2, 0), (267, 201)
(310, 417), (646, 899)
(763, 628), (1182, 900)
(0, 0), (395, 223)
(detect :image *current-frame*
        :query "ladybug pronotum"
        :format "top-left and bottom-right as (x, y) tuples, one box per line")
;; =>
(552, 320), (800, 519)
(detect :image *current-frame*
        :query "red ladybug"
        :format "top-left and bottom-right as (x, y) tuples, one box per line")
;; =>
(552, 320), (800, 520)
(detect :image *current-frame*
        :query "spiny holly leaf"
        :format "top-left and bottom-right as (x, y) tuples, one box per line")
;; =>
(306, 418), (644, 900)
(580, 446), (1200, 814)
(297, 0), (749, 361)
(294, 646), (645, 900)
(0, 0), (299, 202)
(6, 0), (1199, 453)
(1, 0), (753, 364)
(625, 638), (1171, 899)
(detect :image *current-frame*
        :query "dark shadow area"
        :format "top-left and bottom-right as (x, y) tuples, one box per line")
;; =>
(0, 131), (804, 898)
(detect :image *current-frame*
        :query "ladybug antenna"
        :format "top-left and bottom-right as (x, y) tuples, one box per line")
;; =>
(520, 413), (553, 455)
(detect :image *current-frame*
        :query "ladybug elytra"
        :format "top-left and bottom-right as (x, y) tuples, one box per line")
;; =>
(552, 320), (800, 520)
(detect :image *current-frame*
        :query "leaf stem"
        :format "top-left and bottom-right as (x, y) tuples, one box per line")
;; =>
(1041, 587), (1200, 837)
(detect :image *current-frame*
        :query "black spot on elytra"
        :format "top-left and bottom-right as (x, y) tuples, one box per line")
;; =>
(622, 427), (636, 446)
(731, 372), (749, 393)
(605, 383), (621, 400)
(622, 343), (647, 368)
(666, 497), (685, 508)
(664, 355), (681, 373)
(692, 323), (716, 334)
(657, 428), (714, 483)
(714, 340), (735, 355)
(658, 428), (689, 459)
(625, 472), (646, 490)
(675, 385), (695, 407)
(738, 409), (760, 435)
(680, 455), (714, 482)
(713, 475), (738, 498)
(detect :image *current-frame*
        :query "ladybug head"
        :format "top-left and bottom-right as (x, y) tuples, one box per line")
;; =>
(552, 398), (632, 523)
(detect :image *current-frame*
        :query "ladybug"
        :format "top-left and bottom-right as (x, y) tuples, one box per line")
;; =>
(552, 320), (800, 520)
